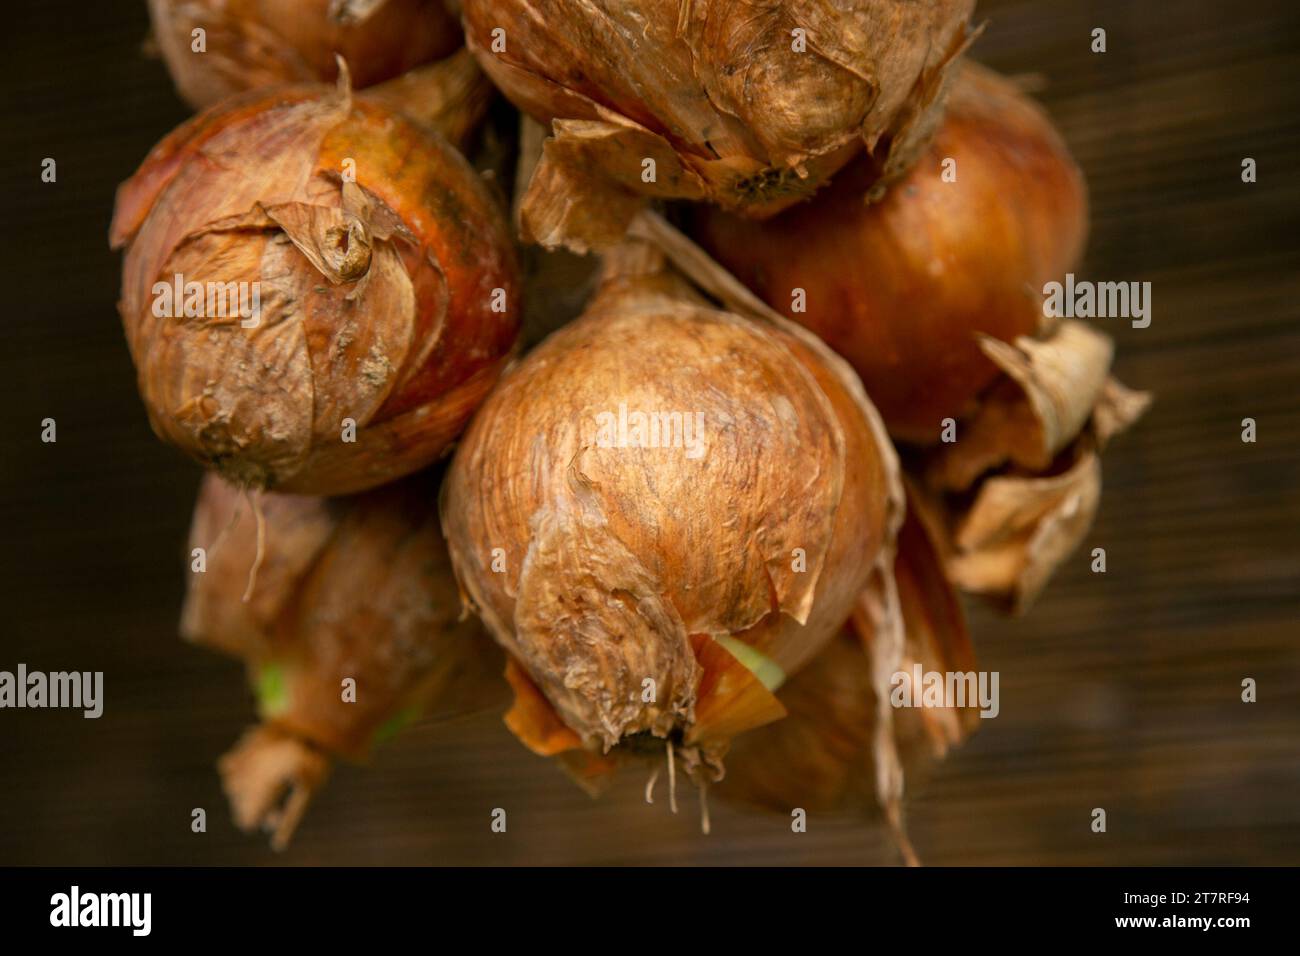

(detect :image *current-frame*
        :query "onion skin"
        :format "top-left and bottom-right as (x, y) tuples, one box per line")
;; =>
(718, 627), (881, 814)
(720, 505), (977, 814)
(149, 0), (462, 109)
(110, 79), (519, 495)
(440, 246), (895, 768)
(692, 63), (1088, 443)
(461, 0), (973, 228)
(182, 472), (503, 760)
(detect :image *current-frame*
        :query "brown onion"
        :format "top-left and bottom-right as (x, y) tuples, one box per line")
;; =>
(183, 471), (505, 849)
(461, 0), (974, 252)
(148, 0), (462, 109)
(110, 70), (519, 495)
(693, 63), (1088, 443)
(694, 63), (1150, 612)
(719, 495), (978, 862)
(440, 238), (902, 786)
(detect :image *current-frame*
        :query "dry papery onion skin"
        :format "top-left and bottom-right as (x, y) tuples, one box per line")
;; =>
(149, 0), (462, 109)
(358, 49), (496, 148)
(720, 492), (979, 863)
(110, 72), (520, 496)
(693, 62), (1089, 444)
(440, 240), (901, 784)
(917, 357), (1151, 614)
(460, 0), (976, 252)
(182, 471), (506, 849)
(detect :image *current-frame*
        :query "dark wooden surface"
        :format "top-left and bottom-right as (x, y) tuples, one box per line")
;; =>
(1, 0), (1298, 865)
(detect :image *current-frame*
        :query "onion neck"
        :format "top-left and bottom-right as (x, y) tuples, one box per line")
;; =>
(597, 237), (669, 284)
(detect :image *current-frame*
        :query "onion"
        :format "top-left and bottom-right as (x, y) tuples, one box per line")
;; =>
(183, 471), (505, 849)
(461, 0), (975, 252)
(148, 0), (462, 109)
(719, 494), (978, 863)
(110, 69), (519, 495)
(692, 65), (1149, 610)
(692, 63), (1088, 443)
(440, 238), (902, 786)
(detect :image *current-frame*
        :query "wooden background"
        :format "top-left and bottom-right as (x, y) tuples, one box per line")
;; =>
(1, 0), (1297, 865)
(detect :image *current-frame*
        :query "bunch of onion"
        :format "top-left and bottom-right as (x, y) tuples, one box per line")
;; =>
(693, 63), (1148, 610)
(440, 222), (904, 817)
(110, 63), (520, 496)
(460, 0), (976, 253)
(718, 493), (978, 864)
(183, 471), (506, 850)
(148, 0), (462, 109)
